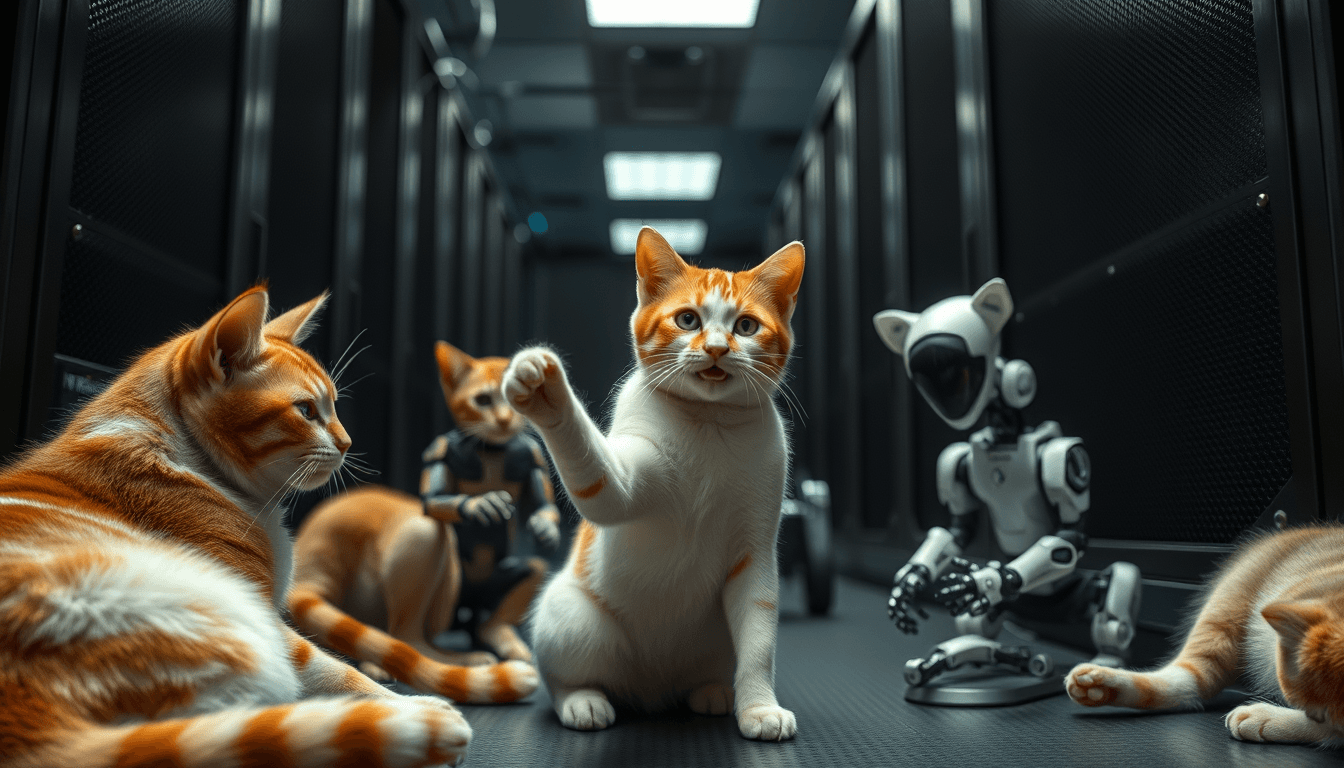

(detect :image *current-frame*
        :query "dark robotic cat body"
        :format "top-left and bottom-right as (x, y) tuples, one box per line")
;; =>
(421, 429), (556, 615)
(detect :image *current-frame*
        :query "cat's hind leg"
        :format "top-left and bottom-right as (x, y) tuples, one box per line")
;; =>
(478, 557), (548, 662)
(380, 514), (497, 668)
(531, 574), (625, 731)
(1226, 702), (1336, 744)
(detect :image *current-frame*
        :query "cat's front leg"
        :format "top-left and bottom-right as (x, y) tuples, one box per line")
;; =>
(721, 546), (796, 741)
(502, 346), (660, 525)
(1226, 702), (1336, 744)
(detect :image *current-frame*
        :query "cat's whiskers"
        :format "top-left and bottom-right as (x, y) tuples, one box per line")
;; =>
(331, 344), (372, 386)
(329, 328), (368, 382)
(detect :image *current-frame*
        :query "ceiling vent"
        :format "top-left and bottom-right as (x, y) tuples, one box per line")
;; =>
(590, 43), (746, 125)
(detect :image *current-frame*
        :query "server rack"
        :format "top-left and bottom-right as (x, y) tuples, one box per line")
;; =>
(767, 0), (1344, 643)
(0, 0), (529, 505)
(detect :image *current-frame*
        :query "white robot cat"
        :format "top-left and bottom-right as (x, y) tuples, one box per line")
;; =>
(873, 278), (1140, 702)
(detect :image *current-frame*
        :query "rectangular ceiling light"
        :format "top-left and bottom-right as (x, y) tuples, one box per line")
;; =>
(610, 219), (709, 256)
(587, 0), (760, 28)
(605, 152), (722, 200)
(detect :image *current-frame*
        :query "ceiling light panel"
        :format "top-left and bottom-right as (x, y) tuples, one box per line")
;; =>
(586, 0), (760, 28)
(610, 219), (708, 255)
(604, 152), (722, 200)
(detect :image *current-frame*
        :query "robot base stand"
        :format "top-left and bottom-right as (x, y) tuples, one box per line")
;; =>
(904, 666), (1065, 707)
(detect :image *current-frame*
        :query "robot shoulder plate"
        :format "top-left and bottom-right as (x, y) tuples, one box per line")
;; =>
(1039, 437), (1090, 523)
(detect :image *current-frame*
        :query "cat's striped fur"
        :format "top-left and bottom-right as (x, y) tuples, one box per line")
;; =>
(0, 287), (470, 767)
(287, 485), (540, 703)
(502, 227), (805, 740)
(1067, 524), (1344, 746)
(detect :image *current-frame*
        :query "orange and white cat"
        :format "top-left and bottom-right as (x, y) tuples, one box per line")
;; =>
(501, 227), (805, 741)
(1066, 524), (1344, 746)
(285, 342), (548, 703)
(0, 287), (470, 768)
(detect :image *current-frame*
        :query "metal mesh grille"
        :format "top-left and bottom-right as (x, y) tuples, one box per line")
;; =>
(56, 228), (221, 369)
(69, 0), (241, 273)
(990, 0), (1267, 299)
(1011, 203), (1290, 543)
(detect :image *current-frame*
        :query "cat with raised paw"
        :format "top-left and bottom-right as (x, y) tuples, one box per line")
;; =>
(501, 227), (805, 741)
(1066, 524), (1344, 746)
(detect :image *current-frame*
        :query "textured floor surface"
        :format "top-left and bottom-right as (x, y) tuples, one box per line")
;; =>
(404, 578), (1343, 767)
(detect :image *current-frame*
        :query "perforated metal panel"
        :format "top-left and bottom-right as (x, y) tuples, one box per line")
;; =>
(990, 0), (1267, 300)
(1012, 203), (1290, 543)
(69, 0), (242, 275)
(56, 227), (221, 368)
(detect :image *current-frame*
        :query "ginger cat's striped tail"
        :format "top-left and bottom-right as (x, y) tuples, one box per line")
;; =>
(9, 694), (468, 768)
(289, 587), (539, 703)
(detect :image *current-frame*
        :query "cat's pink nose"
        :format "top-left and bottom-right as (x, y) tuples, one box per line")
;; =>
(705, 342), (728, 359)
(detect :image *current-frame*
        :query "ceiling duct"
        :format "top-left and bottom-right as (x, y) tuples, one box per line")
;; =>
(590, 43), (746, 125)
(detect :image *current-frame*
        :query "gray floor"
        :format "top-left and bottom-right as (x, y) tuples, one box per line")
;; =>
(412, 578), (1344, 768)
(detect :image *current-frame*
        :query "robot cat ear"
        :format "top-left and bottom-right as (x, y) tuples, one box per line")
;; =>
(970, 278), (1014, 336)
(873, 310), (921, 356)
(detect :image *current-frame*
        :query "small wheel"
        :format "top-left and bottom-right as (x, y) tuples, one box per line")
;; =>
(1028, 653), (1054, 678)
(802, 501), (834, 615)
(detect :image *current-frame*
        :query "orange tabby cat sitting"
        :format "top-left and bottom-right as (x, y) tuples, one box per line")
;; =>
(286, 341), (553, 701)
(1067, 524), (1344, 746)
(0, 286), (472, 768)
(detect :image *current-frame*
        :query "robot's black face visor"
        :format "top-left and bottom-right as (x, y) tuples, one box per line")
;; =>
(907, 334), (986, 422)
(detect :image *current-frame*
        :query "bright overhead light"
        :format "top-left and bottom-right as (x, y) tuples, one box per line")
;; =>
(604, 152), (722, 200)
(610, 219), (708, 256)
(586, 0), (760, 27)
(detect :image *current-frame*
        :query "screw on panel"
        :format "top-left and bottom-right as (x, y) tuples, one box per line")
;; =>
(71, 223), (84, 241)
(1257, 192), (1269, 209)
(1273, 509), (1287, 530)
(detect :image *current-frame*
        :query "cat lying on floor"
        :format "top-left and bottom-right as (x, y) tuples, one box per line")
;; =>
(1067, 524), (1344, 746)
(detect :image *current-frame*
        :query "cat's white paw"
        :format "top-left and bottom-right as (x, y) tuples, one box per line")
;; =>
(737, 704), (797, 741)
(557, 689), (616, 731)
(1065, 663), (1133, 707)
(688, 683), (734, 716)
(1226, 702), (1325, 743)
(391, 695), (473, 766)
(502, 347), (571, 428)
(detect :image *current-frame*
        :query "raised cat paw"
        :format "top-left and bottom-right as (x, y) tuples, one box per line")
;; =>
(502, 347), (572, 429)
(1226, 702), (1328, 743)
(738, 704), (797, 741)
(557, 688), (616, 731)
(689, 683), (734, 716)
(1065, 663), (1131, 707)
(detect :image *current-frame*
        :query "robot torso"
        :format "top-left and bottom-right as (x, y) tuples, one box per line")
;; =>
(966, 421), (1062, 557)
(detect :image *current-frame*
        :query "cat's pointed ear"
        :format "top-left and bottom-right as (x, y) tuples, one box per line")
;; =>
(635, 227), (689, 303)
(1263, 600), (1331, 645)
(873, 310), (921, 357)
(264, 291), (328, 344)
(193, 286), (269, 382)
(748, 241), (805, 320)
(435, 341), (475, 391)
(970, 278), (1014, 336)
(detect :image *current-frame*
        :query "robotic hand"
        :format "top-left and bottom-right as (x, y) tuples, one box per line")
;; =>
(889, 564), (932, 634)
(460, 490), (515, 526)
(888, 526), (960, 634)
(932, 558), (1022, 618)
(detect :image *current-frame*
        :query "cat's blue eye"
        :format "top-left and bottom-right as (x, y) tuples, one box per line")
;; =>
(297, 400), (317, 420)
(675, 311), (701, 330)
(474, 392), (492, 407)
(735, 316), (760, 336)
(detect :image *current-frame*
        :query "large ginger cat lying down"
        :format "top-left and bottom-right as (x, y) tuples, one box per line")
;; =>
(0, 286), (472, 768)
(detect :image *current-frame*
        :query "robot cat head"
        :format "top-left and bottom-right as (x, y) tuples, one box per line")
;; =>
(873, 278), (1014, 430)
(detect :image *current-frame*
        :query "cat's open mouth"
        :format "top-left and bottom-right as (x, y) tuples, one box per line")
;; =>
(697, 366), (730, 382)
